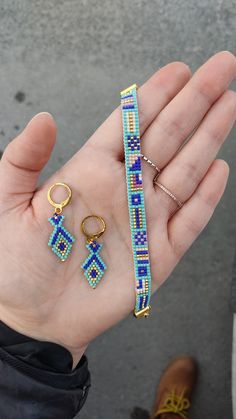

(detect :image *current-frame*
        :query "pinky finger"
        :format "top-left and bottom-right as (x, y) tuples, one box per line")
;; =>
(168, 159), (229, 260)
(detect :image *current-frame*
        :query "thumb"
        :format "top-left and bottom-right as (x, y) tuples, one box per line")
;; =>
(0, 112), (56, 210)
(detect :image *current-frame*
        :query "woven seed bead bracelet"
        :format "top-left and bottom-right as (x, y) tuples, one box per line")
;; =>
(120, 84), (152, 318)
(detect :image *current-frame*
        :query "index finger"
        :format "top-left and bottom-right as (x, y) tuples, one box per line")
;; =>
(87, 61), (191, 159)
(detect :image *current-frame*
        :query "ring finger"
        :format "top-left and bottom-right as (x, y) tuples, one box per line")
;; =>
(153, 89), (236, 216)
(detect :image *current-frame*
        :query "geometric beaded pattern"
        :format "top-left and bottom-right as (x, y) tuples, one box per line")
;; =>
(132, 207), (143, 229)
(120, 84), (152, 314)
(81, 240), (107, 289)
(126, 114), (136, 133)
(48, 214), (75, 261)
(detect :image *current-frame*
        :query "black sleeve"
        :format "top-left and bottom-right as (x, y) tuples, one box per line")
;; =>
(0, 321), (90, 419)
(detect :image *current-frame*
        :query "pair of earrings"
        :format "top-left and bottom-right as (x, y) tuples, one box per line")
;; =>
(47, 182), (107, 289)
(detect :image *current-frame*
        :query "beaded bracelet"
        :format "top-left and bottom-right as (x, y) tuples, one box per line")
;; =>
(120, 84), (152, 318)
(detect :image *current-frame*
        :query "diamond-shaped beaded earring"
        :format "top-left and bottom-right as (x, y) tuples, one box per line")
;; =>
(47, 182), (75, 261)
(81, 215), (107, 289)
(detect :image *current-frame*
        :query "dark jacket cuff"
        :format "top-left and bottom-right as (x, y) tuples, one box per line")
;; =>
(0, 321), (90, 418)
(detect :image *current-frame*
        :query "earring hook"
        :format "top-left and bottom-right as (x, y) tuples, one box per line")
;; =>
(81, 215), (106, 243)
(47, 182), (72, 214)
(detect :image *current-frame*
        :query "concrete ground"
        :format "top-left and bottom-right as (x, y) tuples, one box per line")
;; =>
(0, 1), (235, 418)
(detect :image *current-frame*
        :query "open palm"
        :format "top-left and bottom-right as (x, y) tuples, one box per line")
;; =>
(0, 51), (235, 363)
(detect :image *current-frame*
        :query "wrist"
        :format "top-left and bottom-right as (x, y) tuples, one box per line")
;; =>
(0, 308), (87, 368)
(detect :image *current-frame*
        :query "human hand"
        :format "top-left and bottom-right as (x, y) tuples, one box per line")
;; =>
(0, 51), (235, 364)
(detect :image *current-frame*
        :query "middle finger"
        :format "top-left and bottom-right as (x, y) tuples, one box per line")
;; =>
(141, 51), (236, 176)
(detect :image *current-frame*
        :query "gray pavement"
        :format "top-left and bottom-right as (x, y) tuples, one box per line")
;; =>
(0, 1), (235, 418)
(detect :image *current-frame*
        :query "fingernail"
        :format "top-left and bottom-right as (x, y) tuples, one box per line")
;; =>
(27, 112), (54, 126)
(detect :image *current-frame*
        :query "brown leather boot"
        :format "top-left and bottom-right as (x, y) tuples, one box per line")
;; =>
(151, 356), (198, 419)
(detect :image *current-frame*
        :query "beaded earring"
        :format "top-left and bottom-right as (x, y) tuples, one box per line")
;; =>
(47, 182), (75, 261)
(81, 215), (107, 288)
